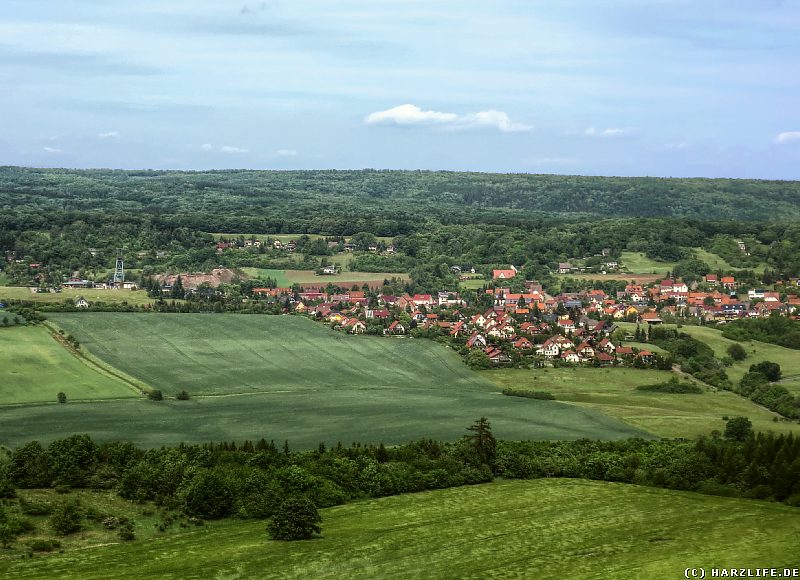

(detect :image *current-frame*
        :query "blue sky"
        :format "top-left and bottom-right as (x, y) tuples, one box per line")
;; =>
(2, 0), (799, 177)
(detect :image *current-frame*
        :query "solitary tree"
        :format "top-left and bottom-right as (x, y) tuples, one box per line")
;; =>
(57, 392), (67, 404)
(267, 497), (321, 541)
(465, 417), (497, 469)
(724, 416), (754, 442)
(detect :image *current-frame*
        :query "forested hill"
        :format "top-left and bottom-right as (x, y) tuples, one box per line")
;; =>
(2, 166), (799, 222)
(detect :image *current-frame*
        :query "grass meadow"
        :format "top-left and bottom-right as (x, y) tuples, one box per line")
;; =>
(2, 479), (798, 579)
(619, 251), (677, 275)
(0, 325), (137, 404)
(487, 367), (800, 438)
(0, 287), (154, 306)
(242, 267), (408, 286)
(0, 314), (646, 448)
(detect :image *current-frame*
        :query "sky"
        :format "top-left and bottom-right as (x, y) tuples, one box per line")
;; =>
(2, 0), (799, 178)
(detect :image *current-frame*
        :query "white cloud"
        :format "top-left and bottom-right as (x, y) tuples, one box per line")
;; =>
(458, 110), (531, 132)
(43, 146), (62, 153)
(220, 145), (249, 153)
(200, 143), (213, 151)
(365, 104), (458, 126)
(365, 104), (530, 133)
(584, 127), (635, 138)
(662, 142), (689, 150)
(275, 148), (298, 157)
(98, 131), (119, 138)
(774, 131), (800, 145)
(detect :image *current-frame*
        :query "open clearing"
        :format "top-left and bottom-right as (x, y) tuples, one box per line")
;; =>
(556, 272), (663, 284)
(0, 326), (137, 404)
(243, 267), (409, 287)
(0, 314), (645, 447)
(487, 367), (799, 438)
(3, 479), (798, 579)
(620, 251), (677, 275)
(0, 286), (154, 306)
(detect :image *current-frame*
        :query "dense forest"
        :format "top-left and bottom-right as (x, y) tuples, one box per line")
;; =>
(3, 167), (800, 291)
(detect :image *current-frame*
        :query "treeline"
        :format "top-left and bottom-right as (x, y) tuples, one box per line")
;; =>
(1, 426), (799, 530)
(722, 315), (800, 350)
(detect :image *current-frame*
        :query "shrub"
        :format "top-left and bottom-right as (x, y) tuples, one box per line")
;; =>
(636, 377), (702, 394)
(501, 388), (555, 400)
(175, 390), (190, 400)
(147, 390), (163, 401)
(50, 501), (83, 535)
(57, 392), (67, 404)
(28, 539), (61, 552)
(267, 498), (321, 541)
(726, 343), (747, 361)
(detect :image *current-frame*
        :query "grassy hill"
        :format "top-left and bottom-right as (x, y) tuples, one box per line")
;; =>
(618, 322), (800, 395)
(487, 367), (799, 438)
(2, 479), (798, 579)
(0, 314), (646, 447)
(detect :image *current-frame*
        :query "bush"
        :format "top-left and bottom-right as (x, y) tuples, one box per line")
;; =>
(147, 390), (163, 401)
(726, 343), (747, 361)
(28, 539), (61, 552)
(749, 361), (782, 382)
(175, 390), (190, 400)
(50, 501), (83, 535)
(57, 392), (67, 404)
(636, 377), (702, 394)
(501, 389), (555, 400)
(267, 497), (321, 541)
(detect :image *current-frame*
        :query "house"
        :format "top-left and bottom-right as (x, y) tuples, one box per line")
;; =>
(492, 266), (517, 280)
(272, 240), (283, 250)
(557, 319), (576, 333)
(412, 294), (435, 306)
(557, 262), (572, 274)
(365, 309), (390, 319)
(721, 276), (736, 290)
(484, 346), (511, 364)
(637, 350), (654, 364)
(75, 297), (90, 309)
(560, 350), (581, 363)
(386, 245), (396, 254)
(466, 332), (488, 349)
(513, 337), (533, 350)
(285, 241), (297, 252)
(616, 346), (635, 357)
(342, 318), (366, 334)
(705, 274), (718, 286)
(640, 312), (663, 325)
(596, 352), (615, 366)
(386, 320), (406, 335)
(321, 265), (338, 275)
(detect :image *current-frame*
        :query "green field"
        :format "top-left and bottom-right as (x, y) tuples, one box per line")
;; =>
(618, 322), (800, 392)
(620, 251), (677, 274)
(3, 479), (798, 579)
(243, 267), (408, 286)
(0, 326), (137, 404)
(0, 287), (154, 306)
(0, 314), (646, 448)
(487, 367), (799, 438)
(692, 247), (767, 274)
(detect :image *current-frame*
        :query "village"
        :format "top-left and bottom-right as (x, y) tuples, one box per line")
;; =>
(241, 266), (800, 368)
